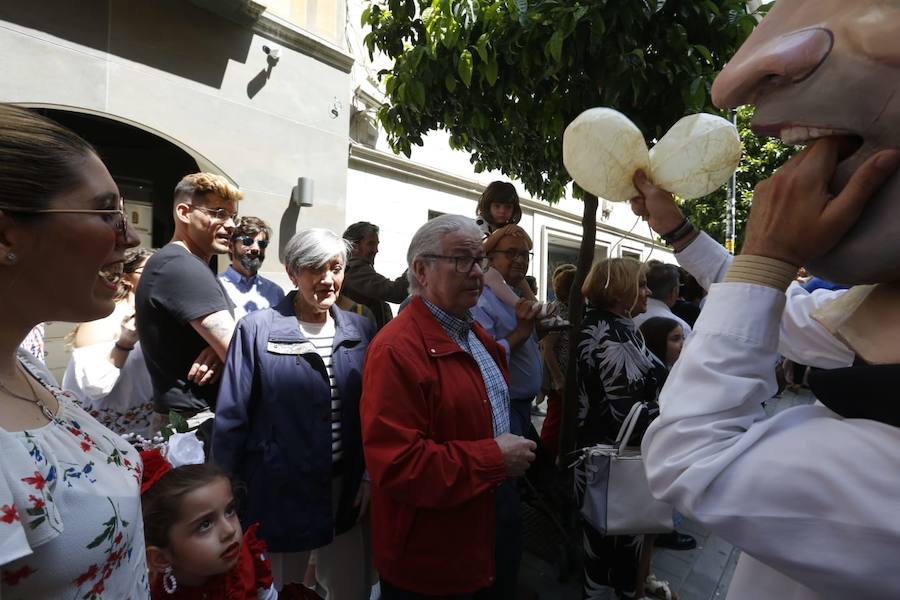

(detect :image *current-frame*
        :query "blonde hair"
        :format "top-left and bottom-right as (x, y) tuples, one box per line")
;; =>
(581, 257), (645, 311)
(173, 172), (243, 206)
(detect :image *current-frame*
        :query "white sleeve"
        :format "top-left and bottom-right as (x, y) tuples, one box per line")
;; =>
(675, 232), (854, 367)
(673, 231), (732, 291)
(62, 344), (121, 402)
(642, 283), (900, 597)
(779, 283), (854, 368)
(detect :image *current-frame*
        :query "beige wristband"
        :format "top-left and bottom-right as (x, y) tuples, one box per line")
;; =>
(723, 255), (798, 291)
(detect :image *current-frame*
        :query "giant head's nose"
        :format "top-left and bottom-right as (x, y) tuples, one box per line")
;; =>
(712, 27), (833, 108)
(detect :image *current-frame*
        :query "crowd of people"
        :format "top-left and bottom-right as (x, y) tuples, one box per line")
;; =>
(3, 3), (900, 597)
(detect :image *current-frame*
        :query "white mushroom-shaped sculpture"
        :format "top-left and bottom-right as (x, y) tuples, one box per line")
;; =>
(650, 113), (742, 200)
(563, 108), (741, 201)
(562, 108), (650, 202)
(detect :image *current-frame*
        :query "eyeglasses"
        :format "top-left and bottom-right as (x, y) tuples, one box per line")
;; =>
(189, 205), (239, 223)
(491, 248), (533, 262)
(236, 236), (269, 249)
(0, 195), (128, 239)
(422, 254), (490, 274)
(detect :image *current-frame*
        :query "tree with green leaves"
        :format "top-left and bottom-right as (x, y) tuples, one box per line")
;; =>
(363, 0), (768, 455)
(363, 0), (764, 201)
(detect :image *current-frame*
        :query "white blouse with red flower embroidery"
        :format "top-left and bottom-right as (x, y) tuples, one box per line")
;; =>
(0, 358), (149, 600)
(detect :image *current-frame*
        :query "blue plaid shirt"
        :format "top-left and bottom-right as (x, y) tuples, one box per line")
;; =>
(423, 299), (511, 436)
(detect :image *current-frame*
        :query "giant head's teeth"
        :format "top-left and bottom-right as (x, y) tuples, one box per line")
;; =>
(779, 126), (842, 145)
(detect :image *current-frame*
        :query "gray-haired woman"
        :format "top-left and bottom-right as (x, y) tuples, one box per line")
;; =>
(213, 228), (375, 597)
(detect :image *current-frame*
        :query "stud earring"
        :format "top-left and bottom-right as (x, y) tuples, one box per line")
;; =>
(6, 252), (16, 264)
(163, 566), (177, 594)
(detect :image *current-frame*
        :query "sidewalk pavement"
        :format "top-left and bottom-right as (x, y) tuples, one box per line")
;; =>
(523, 387), (814, 599)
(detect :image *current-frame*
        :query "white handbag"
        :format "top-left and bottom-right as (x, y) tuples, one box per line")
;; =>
(574, 401), (675, 535)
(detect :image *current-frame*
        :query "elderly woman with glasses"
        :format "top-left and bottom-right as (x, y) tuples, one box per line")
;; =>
(0, 104), (149, 597)
(213, 228), (375, 598)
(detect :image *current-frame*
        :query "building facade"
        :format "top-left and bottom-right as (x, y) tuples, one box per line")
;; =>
(0, 0), (672, 377)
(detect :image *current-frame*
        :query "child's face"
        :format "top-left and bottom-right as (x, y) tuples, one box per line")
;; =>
(489, 201), (514, 226)
(166, 477), (243, 584)
(665, 325), (685, 366)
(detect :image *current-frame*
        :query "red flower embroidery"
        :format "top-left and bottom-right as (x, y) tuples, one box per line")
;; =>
(1, 504), (19, 523)
(2, 565), (36, 585)
(22, 471), (46, 490)
(73, 564), (99, 586)
(90, 579), (105, 595)
(80, 440), (92, 452)
(114, 531), (123, 545)
(27, 495), (44, 510)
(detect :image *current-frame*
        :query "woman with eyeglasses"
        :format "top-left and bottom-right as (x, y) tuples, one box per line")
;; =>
(0, 104), (149, 597)
(213, 228), (375, 597)
(63, 247), (156, 438)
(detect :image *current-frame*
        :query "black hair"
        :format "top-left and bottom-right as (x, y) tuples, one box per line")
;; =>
(476, 181), (522, 227)
(638, 316), (681, 366)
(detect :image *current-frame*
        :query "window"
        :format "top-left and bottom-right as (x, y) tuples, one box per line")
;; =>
(546, 238), (608, 302)
(622, 249), (642, 261)
(266, 0), (345, 46)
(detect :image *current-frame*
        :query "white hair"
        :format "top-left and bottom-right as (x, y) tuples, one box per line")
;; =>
(284, 228), (351, 274)
(406, 214), (482, 294)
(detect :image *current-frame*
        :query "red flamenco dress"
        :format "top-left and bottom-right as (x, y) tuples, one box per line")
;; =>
(150, 523), (276, 600)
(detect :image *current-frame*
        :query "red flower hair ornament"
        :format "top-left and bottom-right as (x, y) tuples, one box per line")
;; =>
(139, 432), (205, 495)
(139, 448), (172, 495)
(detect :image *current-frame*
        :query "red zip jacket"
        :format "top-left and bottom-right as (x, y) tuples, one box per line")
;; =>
(360, 296), (509, 595)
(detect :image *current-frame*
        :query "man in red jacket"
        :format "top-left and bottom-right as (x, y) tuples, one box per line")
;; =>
(361, 214), (537, 599)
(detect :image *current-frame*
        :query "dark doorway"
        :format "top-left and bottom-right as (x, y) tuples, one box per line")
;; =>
(37, 109), (200, 249)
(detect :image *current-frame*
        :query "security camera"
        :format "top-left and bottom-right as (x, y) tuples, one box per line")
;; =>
(262, 45), (281, 61)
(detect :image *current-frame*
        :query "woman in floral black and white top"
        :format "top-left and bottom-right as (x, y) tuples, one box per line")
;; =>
(575, 257), (670, 600)
(0, 104), (148, 599)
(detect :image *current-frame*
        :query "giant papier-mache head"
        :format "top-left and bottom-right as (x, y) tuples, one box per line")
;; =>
(712, 0), (900, 285)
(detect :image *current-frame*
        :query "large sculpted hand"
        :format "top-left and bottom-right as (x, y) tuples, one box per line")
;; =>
(495, 433), (536, 478)
(742, 138), (900, 266)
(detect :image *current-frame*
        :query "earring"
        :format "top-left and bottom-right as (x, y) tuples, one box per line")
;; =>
(163, 566), (178, 594)
(6, 252), (16, 264)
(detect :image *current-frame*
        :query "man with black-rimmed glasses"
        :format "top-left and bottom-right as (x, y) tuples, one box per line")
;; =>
(361, 214), (536, 599)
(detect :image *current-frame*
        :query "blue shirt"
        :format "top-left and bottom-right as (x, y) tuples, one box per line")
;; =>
(422, 299), (510, 436)
(472, 285), (543, 400)
(218, 266), (286, 321)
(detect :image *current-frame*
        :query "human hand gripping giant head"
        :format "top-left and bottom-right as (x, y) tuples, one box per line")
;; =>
(712, 0), (900, 284)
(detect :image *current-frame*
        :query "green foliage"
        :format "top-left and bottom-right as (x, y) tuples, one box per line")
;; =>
(680, 106), (796, 250)
(363, 0), (767, 203)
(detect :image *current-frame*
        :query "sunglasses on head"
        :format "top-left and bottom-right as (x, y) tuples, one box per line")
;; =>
(236, 236), (269, 249)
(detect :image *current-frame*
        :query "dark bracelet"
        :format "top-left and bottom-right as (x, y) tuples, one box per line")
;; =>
(114, 342), (135, 352)
(660, 218), (695, 245)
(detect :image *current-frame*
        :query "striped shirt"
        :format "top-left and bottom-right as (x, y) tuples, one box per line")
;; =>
(422, 299), (510, 436)
(298, 316), (342, 463)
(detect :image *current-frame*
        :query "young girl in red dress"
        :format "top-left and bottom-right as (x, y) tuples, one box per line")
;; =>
(140, 449), (278, 599)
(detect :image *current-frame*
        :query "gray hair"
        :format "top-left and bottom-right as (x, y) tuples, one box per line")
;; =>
(284, 228), (351, 275)
(645, 261), (680, 300)
(406, 214), (482, 294)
